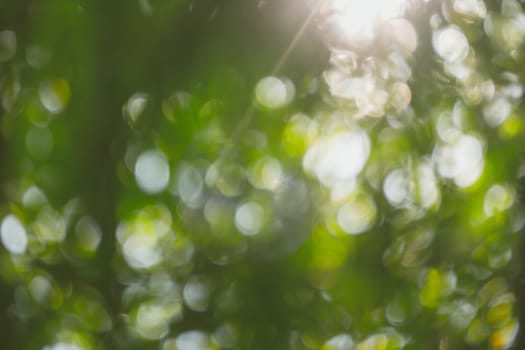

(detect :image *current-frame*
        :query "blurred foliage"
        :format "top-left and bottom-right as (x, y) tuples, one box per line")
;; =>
(1, 0), (525, 349)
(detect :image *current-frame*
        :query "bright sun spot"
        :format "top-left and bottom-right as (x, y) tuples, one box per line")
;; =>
(330, 0), (408, 20)
(325, 0), (410, 49)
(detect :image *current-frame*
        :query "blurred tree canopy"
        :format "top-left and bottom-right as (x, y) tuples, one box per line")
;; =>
(1, 0), (525, 349)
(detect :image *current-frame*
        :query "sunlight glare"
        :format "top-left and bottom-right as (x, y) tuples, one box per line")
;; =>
(326, 0), (409, 49)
